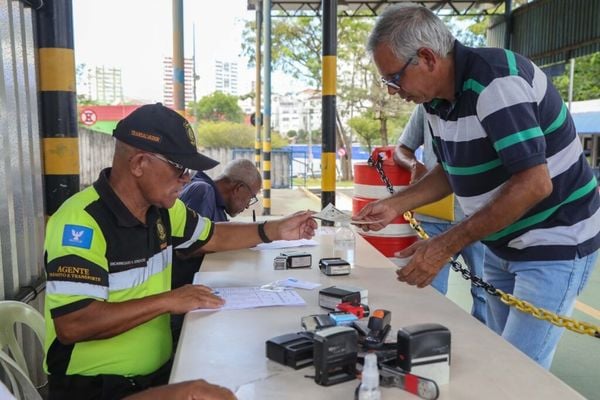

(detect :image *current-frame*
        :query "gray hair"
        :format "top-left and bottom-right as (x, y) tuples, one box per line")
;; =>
(220, 158), (262, 187)
(367, 3), (455, 61)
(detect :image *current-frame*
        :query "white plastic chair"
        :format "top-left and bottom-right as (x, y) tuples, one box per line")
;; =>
(0, 349), (41, 400)
(0, 301), (45, 399)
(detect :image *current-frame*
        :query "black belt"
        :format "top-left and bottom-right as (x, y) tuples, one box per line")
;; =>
(48, 359), (172, 400)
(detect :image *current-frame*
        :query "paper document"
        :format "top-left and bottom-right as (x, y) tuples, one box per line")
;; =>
(211, 287), (306, 311)
(252, 239), (318, 250)
(191, 276), (306, 311)
(313, 203), (352, 223)
(279, 277), (321, 290)
(314, 203), (381, 225)
(273, 277), (321, 290)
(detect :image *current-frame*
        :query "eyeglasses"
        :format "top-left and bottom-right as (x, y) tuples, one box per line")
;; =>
(147, 153), (195, 179)
(238, 181), (259, 208)
(380, 56), (414, 91)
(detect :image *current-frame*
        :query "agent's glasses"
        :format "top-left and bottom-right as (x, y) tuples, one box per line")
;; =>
(148, 153), (195, 179)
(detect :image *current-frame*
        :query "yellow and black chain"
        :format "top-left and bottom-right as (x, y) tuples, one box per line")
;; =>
(368, 153), (600, 339)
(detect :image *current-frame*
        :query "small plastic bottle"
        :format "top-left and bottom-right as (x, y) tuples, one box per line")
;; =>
(358, 353), (381, 400)
(334, 220), (355, 266)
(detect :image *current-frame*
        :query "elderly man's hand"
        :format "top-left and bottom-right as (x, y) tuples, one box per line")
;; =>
(352, 199), (399, 232)
(268, 210), (318, 241)
(125, 379), (236, 400)
(394, 237), (452, 288)
(166, 284), (224, 314)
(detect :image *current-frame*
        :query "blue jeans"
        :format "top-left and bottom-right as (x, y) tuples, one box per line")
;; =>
(422, 221), (487, 324)
(484, 249), (598, 369)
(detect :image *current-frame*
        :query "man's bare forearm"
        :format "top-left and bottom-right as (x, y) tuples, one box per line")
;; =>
(201, 222), (264, 252)
(54, 284), (222, 344)
(199, 211), (316, 254)
(54, 294), (170, 344)
(394, 144), (418, 170)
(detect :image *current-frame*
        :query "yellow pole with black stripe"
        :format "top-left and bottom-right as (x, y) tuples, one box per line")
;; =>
(262, 0), (271, 215)
(36, 0), (79, 216)
(321, 0), (337, 224)
(254, 1), (263, 170)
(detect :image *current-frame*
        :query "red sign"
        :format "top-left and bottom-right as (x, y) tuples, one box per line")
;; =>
(337, 147), (346, 157)
(80, 109), (97, 126)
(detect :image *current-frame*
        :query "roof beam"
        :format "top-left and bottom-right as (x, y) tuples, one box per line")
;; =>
(248, 0), (505, 17)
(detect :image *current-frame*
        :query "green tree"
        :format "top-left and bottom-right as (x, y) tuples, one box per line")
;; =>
(444, 17), (486, 47)
(287, 129), (298, 140)
(349, 111), (411, 153)
(294, 129), (315, 144)
(244, 16), (365, 179)
(552, 53), (600, 101)
(336, 17), (375, 122)
(242, 14), (411, 179)
(189, 92), (244, 123)
(242, 16), (322, 86)
(348, 115), (379, 153)
(196, 121), (287, 149)
(387, 112), (412, 145)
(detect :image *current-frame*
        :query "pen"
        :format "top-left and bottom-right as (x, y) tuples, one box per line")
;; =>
(253, 209), (256, 222)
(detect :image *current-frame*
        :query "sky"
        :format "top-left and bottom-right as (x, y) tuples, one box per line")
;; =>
(72, 0), (304, 102)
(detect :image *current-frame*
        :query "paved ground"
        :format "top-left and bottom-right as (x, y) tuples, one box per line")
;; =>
(237, 187), (352, 218)
(240, 188), (600, 399)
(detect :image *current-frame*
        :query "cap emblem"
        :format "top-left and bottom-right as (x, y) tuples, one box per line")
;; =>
(184, 121), (196, 147)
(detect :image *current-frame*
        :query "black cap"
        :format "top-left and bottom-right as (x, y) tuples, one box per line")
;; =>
(113, 103), (219, 171)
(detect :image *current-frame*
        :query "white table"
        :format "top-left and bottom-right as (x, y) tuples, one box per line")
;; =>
(170, 229), (583, 399)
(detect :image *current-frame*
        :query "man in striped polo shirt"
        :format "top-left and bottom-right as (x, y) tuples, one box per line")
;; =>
(357, 4), (600, 369)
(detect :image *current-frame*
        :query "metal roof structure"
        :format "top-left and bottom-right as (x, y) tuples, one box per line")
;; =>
(247, 0), (506, 17)
(487, 0), (600, 66)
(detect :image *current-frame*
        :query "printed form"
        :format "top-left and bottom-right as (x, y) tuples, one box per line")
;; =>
(192, 274), (306, 311)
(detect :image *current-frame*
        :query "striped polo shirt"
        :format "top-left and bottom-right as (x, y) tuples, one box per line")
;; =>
(44, 168), (214, 377)
(423, 41), (600, 261)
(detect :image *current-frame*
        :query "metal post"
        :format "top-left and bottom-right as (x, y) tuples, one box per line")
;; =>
(172, 0), (185, 114)
(262, 0), (272, 215)
(321, 0), (337, 221)
(192, 23), (197, 104)
(504, 0), (512, 49)
(567, 58), (575, 111)
(308, 108), (313, 177)
(255, 1), (263, 170)
(37, 0), (79, 215)
(591, 136), (598, 168)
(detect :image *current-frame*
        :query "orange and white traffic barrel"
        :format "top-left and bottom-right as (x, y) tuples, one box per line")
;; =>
(353, 146), (418, 265)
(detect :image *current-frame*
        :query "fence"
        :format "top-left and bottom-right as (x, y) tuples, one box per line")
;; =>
(78, 128), (293, 188)
(230, 148), (291, 188)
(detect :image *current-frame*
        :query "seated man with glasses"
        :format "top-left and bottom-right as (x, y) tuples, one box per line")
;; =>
(42, 103), (317, 400)
(171, 158), (262, 342)
(180, 158), (261, 223)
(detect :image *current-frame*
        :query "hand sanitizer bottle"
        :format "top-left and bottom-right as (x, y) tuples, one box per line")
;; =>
(358, 353), (381, 400)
